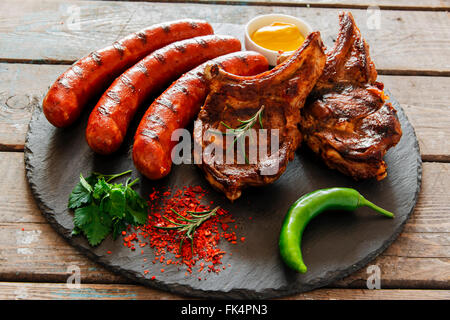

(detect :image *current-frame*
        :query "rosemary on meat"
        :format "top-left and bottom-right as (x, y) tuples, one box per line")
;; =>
(153, 206), (220, 256)
(216, 105), (265, 164)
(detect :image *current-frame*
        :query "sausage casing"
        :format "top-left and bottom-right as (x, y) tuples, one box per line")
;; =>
(86, 35), (241, 154)
(132, 51), (269, 180)
(43, 19), (213, 127)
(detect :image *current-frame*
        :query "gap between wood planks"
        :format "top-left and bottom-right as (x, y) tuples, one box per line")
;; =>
(95, 0), (450, 12)
(1, 281), (448, 299)
(1, 149), (448, 294)
(1, 2), (448, 74)
(1, 59), (448, 78)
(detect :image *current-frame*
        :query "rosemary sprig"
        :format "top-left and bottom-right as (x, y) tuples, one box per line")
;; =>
(153, 206), (220, 256)
(216, 105), (265, 164)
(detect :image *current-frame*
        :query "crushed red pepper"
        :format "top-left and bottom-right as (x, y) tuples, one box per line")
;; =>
(122, 185), (239, 279)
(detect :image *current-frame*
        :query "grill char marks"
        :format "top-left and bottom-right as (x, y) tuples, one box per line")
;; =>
(90, 51), (102, 65)
(136, 61), (149, 77)
(153, 53), (166, 64)
(113, 41), (125, 58)
(136, 31), (147, 44)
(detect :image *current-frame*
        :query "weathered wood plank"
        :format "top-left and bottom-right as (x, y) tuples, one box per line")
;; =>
(0, 64), (66, 151)
(1, 142), (449, 233)
(1, 63), (449, 159)
(0, 152), (448, 288)
(401, 104), (450, 162)
(377, 76), (450, 110)
(286, 288), (450, 300)
(1, 221), (449, 288)
(1, 282), (449, 300)
(0, 223), (126, 284)
(1, 0), (449, 74)
(0, 282), (180, 300)
(145, 0), (450, 11)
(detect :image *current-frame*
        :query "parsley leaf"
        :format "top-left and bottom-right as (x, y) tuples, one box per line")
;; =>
(76, 203), (112, 246)
(108, 186), (127, 219)
(68, 170), (148, 247)
(68, 174), (96, 209)
(126, 187), (148, 225)
(93, 178), (111, 201)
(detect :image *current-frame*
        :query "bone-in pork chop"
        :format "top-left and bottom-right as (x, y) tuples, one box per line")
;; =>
(193, 32), (326, 201)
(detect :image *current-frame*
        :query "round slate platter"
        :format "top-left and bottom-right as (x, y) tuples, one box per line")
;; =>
(24, 88), (421, 299)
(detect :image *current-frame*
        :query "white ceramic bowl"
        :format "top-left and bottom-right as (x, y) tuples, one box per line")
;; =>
(245, 14), (313, 66)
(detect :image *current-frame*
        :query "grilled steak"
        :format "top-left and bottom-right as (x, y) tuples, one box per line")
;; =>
(193, 32), (326, 201)
(300, 12), (402, 180)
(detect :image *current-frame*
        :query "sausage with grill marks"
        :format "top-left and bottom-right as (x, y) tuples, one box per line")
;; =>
(132, 51), (269, 180)
(86, 35), (241, 154)
(43, 19), (213, 127)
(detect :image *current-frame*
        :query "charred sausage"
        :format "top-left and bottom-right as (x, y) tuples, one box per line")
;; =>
(132, 51), (269, 180)
(43, 19), (213, 127)
(86, 35), (241, 154)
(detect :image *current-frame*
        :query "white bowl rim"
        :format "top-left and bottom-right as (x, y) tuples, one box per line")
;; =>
(245, 13), (314, 55)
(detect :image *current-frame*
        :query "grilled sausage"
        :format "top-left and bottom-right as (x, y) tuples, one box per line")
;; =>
(132, 51), (269, 180)
(86, 35), (241, 154)
(43, 19), (213, 127)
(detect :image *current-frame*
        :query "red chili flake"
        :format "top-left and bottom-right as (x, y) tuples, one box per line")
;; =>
(123, 185), (241, 277)
(151, 276), (156, 280)
(240, 237), (246, 242)
(106, 250), (112, 254)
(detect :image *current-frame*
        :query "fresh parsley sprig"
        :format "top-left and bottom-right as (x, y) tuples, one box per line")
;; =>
(68, 170), (148, 246)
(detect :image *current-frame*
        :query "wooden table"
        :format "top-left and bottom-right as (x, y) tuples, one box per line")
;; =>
(0, 0), (449, 300)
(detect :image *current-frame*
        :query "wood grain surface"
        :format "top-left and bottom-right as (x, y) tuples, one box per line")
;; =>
(1, 152), (448, 292)
(1, 1), (449, 75)
(1, 64), (449, 160)
(1, 282), (449, 300)
(1, 0), (449, 300)
(143, 0), (450, 10)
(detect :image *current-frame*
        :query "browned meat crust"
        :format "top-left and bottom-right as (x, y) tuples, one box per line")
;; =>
(194, 32), (326, 201)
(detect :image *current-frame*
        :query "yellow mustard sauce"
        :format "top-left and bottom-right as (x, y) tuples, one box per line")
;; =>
(251, 22), (305, 52)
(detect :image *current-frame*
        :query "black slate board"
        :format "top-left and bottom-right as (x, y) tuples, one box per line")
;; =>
(24, 88), (421, 299)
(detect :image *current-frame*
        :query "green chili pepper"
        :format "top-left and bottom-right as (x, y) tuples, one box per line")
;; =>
(279, 188), (394, 273)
